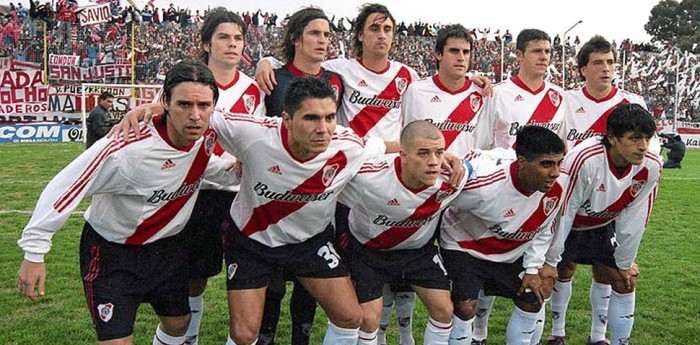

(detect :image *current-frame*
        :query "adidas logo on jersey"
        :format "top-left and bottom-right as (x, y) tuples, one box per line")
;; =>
(575, 106), (585, 113)
(387, 198), (401, 206)
(514, 95), (524, 101)
(161, 159), (175, 170)
(503, 208), (516, 218)
(430, 95), (441, 103)
(597, 183), (606, 192)
(358, 79), (368, 87)
(268, 165), (282, 175)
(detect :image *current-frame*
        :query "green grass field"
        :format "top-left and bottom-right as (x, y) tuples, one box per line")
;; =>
(1, 143), (698, 345)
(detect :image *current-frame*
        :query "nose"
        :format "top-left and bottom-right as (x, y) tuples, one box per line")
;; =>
(639, 138), (649, 151)
(550, 166), (561, 179)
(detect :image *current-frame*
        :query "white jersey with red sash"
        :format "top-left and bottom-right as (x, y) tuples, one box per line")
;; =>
(440, 160), (564, 274)
(18, 118), (233, 262)
(402, 75), (485, 159)
(475, 76), (567, 149)
(323, 58), (419, 141)
(210, 112), (386, 248)
(565, 86), (646, 149)
(338, 155), (471, 250)
(545, 137), (662, 270)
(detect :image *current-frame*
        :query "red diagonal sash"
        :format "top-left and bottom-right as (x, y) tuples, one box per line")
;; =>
(573, 168), (649, 227)
(442, 92), (482, 149)
(349, 66), (412, 137)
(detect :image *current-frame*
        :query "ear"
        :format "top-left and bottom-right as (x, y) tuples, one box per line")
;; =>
(515, 49), (523, 61)
(282, 111), (292, 126)
(202, 42), (210, 53)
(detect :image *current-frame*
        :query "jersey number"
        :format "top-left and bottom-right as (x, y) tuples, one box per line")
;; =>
(317, 242), (341, 269)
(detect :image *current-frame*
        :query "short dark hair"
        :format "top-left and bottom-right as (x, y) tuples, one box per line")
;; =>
(435, 24), (472, 70)
(516, 28), (550, 53)
(602, 103), (656, 147)
(161, 60), (219, 122)
(353, 3), (395, 58)
(277, 7), (330, 64)
(401, 120), (443, 150)
(198, 7), (246, 64)
(283, 77), (337, 117)
(99, 91), (113, 100)
(515, 125), (565, 161)
(577, 35), (617, 81)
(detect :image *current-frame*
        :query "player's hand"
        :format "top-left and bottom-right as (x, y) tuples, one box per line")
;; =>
(441, 152), (466, 188)
(519, 273), (544, 305)
(18, 260), (46, 301)
(255, 60), (277, 95)
(109, 103), (157, 142)
(539, 264), (557, 297)
(470, 75), (493, 97)
(619, 264), (639, 291)
(231, 160), (243, 180)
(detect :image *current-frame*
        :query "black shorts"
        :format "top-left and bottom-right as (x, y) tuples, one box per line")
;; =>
(79, 223), (189, 341)
(441, 249), (538, 304)
(559, 222), (619, 269)
(181, 189), (236, 279)
(224, 219), (349, 290)
(349, 237), (450, 303)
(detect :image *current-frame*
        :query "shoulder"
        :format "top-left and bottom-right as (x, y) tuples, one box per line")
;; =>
(563, 138), (605, 175)
(464, 160), (507, 192)
(332, 125), (366, 147)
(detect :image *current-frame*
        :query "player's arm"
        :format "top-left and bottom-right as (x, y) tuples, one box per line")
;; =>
(112, 102), (164, 141)
(17, 141), (121, 300)
(204, 151), (240, 186)
(255, 56), (283, 95)
(469, 75), (493, 96)
(473, 96), (497, 150)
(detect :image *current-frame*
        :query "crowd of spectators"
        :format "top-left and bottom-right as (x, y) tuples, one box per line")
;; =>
(0, 1), (697, 121)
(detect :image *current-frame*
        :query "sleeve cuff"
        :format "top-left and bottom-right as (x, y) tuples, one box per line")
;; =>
(525, 267), (539, 275)
(24, 252), (45, 263)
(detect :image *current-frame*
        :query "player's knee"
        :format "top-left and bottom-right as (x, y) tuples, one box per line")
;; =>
(610, 276), (636, 294)
(229, 324), (259, 345)
(557, 262), (576, 280)
(514, 298), (541, 313)
(330, 303), (363, 329)
(453, 300), (476, 320)
(159, 314), (191, 335)
(428, 300), (454, 323)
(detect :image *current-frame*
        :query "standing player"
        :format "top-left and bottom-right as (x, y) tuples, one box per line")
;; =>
(122, 9), (265, 345)
(17, 60), (233, 345)
(440, 126), (564, 345)
(546, 35), (647, 345)
(402, 24), (485, 159)
(339, 121), (470, 345)
(471, 29), (567, 345)
(544, 104), (661, 345)
(257, 7), (343, 345)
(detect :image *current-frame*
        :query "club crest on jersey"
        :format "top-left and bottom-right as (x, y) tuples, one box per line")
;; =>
(395, 77), (408, 95)
(435, 189), (454, 203)
(204, 132), (216, 156)
(331, 85), (340, 100)
(97, 303), (114, 322)
(322, 163), (340, 187)
(470, 94), (482, 113)
(548, 90), (561, 107)
(227, 263), (238, 280)
(542, 196), (559, 216)
(630, 179), (646, 197)
(243, 94), (256, 114)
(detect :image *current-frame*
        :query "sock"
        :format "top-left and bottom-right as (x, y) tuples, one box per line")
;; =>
(226, 335), (258, 345)
(589, 281), (612, 342)
(472, 290), (496, 341)
(550, 280), (572, 337)
(153, 325), (186, 345)
(449, 315), (474, 345)
(378, 284), (394, 345)
(259, 276), (285, 344)
(358, 329), (379, 345)
(185, 293), (204, 344)
(323, 321), (359, 345)
(424, 317), (452, 345)
(506, 307), (539, 345)
(530, 301), (547, 345)
(395, 292), (416, 345)
(608, 290), (635, 345)
(290, 282), (317, 344)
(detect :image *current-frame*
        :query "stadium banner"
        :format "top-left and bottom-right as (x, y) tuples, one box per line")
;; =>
(49, 54), (81, 67)
(0, 122), (84, 143)
(78, 3), (112, 26)
(0, 70), (50, 115)
(657, 119), (700, 148)
(48, 64), (132, 81)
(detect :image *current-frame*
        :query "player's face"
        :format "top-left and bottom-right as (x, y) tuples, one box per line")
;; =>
(582, 51), (616, 92)
(607, 131), (651, 166)
(437, 37), (471, 81)
(400, 136), (446, 188)
(517, 40), (551, 78)
(359, 13), (394, 58)
(518, 153), (563, 193)
(295, 19), (330, 64)
(283, 97), (337, 160)
(163, 82), (214, 148)
(204, 22), (244, 68)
